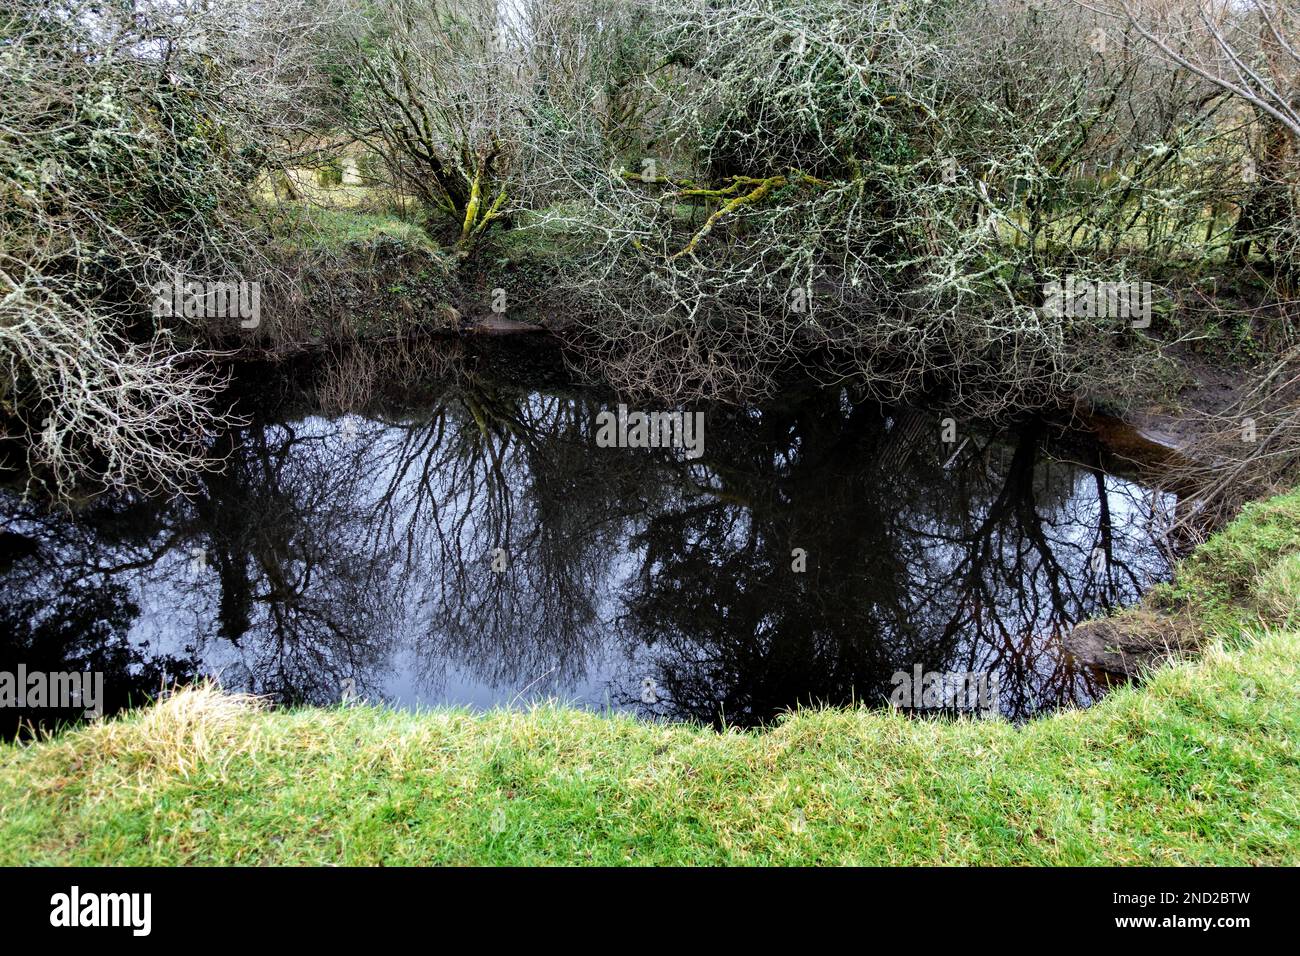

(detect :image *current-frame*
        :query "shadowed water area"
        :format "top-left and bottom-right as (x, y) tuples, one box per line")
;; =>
(0, 341), (1178, 735)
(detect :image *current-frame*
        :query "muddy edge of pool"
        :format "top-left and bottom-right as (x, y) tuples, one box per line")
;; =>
(1067, 360), (1249, 680)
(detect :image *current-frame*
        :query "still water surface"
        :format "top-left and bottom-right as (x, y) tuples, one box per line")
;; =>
(0, 346), (1176, 732)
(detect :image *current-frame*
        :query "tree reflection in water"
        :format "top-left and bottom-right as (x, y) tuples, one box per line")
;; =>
(0, 342), (1174, 731)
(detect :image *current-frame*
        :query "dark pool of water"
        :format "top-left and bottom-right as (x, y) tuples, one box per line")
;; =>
(0, 345), (1177, 733)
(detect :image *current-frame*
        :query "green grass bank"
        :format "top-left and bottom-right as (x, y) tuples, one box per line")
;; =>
(2, 490), (1299, 866)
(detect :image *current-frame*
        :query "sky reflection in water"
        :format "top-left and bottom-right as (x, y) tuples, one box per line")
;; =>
(0, 353), (1176, 731)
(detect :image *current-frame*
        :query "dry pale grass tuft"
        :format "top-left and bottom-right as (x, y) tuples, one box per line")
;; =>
(73, 684), (264, 780)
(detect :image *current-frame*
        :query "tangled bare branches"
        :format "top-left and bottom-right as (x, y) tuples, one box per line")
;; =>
(1081, 0), (1300, 276)
(337, 0), (526, 251)
(0, 274), (227, 496)
(0, 0), (303, 494)
(524, 0), (1194, 412)
(4, 0), (1299, 497)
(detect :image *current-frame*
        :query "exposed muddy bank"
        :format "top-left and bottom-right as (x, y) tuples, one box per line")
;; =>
(1063, 615), (1201, 680)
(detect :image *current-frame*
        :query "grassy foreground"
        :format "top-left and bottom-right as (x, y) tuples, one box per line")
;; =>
(2, 493), (1299, 866)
